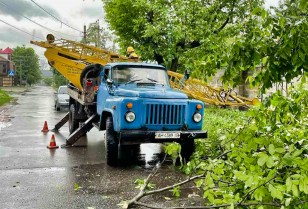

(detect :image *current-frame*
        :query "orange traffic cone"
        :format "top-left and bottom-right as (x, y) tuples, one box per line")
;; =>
(47, 134), (59, 149)
(41, 121), (49, 132)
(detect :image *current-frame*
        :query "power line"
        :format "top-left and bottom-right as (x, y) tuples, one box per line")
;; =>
(0, 0), (82, 38)
(0, 18), (44, 40)
(29, 0), (83, 33)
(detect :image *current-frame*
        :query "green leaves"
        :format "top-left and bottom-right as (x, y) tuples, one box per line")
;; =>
(180, 87), (308, 208)
(0, 89), (12, 106)
(165, 142), (181, 165)
(254, 186), (268, 201)
(74, 183), (81, 191)
(171, 186), (180, 198)
(268, 144), (275, 155)
(134, 179), (155, 190)
(257, 153), (274, 167)
(268, 184), (284, 200)
(258, 153), (268, 166)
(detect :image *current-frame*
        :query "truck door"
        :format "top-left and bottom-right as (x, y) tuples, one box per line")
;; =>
(97, 66), (111, 114)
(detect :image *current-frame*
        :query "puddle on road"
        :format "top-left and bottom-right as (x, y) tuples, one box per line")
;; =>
(0, 145), (12, 157)
(138, 144), (165, 168)
(0, 114), (12, 131)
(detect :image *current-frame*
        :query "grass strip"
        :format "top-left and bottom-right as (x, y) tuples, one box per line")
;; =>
(0, 89), (12, 106)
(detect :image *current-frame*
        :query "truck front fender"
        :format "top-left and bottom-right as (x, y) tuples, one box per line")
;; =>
(99, 111), (113, 131)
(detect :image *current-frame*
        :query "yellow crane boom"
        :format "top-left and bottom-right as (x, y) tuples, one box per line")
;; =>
(31, 34), (133, 89)
(31, 34), (258, 106)
(168, 71), (259, 106)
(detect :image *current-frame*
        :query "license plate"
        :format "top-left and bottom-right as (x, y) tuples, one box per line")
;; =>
(155, 132), (180, 139)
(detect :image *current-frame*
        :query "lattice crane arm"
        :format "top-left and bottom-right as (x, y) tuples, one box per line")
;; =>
(31, 34), (259, 106)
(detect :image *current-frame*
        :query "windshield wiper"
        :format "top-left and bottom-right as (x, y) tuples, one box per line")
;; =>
(146, 78), (164, 85)
(126, 79), (142, 84)
(147, 78), (158, 83)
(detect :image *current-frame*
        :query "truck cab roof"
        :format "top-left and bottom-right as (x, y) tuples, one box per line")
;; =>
(106, 62), (166, 69)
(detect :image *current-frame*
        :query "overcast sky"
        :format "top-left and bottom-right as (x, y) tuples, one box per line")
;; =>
(0, 0), (280, 69)
(0, 0), (105, 68)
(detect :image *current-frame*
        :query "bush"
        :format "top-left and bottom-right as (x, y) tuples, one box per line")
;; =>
(167, 88), (308, 208)
(43, 77), (53, 86)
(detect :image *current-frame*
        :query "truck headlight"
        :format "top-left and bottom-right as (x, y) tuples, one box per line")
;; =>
(193, 113), (202, 123)
(125, 111), (136, 122)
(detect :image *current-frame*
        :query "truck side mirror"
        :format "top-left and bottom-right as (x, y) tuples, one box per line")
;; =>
(106, 78), (113, 86)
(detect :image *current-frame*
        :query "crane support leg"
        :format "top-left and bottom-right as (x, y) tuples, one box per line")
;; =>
(61, 114), (98, 148)
(51, 112), (69, 132)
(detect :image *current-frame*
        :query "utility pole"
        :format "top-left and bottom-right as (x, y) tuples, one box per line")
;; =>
(83, 25), (87, 43)
(97, 19), (100, 47)
(17, 60), (22, 86)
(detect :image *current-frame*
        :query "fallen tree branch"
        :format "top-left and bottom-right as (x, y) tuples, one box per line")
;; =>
(126, 155), (167, 208)
(239, 175), (277, 205)
(133, 201), (282, 209)
(145, 173), (205, 196)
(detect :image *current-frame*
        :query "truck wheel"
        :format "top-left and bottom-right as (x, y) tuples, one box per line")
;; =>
(105, 117), (118, 166)
(56, 103), (60, 111)
(180, 139), (195, 163)
(69, 104), (79, 134)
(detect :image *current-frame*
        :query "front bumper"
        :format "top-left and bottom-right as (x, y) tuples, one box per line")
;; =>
(118, 130), (207, 145)
(58, 101), (69, 106)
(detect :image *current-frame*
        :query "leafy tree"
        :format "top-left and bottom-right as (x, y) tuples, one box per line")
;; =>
(81, 20), (116, 51)
(42, 77), (53, 86)
(102, 0), (307, 92)
(218, 0), (308, 91)
(51, 67), (68, 88)
(12, 45), (41, 86)
(102, 0), (263, 71)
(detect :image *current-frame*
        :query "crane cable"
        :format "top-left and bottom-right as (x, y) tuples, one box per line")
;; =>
(0, 1), (82, 38)
(29, 0), (83, 33)
(0, 18), (44, 40)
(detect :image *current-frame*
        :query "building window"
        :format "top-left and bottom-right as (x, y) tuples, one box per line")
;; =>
(0, 63), (7, 74)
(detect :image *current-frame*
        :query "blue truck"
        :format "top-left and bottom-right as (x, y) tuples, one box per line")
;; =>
(31, 34), (207, 166)
(49, 62), (207, 166)
(53, 62), (207, 166)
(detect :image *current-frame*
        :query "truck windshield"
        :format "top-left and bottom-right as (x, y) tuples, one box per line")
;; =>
(112, 67), (169, 85)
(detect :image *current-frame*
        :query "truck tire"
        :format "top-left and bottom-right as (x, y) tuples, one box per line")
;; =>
(55, 102), (60, 111)
(80, 64), (102, 88)
(105, 116), (118, 166)
(180, 139), (195, 163)
(69, 104), (79, 134)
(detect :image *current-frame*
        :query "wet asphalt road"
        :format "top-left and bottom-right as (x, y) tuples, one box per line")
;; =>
(0, 86), (188, 209)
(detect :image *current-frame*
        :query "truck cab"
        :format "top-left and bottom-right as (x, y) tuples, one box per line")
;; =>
(95, 63), (207, 165)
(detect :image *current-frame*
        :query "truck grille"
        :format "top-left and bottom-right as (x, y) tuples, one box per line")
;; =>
(145, 104), (186, 125)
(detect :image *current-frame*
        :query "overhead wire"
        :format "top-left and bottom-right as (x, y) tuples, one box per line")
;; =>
(29, 0), (83, 33)
(0, 0), (82, 38)
(0, 18), (44, 40)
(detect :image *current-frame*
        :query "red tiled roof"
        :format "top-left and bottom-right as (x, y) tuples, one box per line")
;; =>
(0, 47), (13, 54)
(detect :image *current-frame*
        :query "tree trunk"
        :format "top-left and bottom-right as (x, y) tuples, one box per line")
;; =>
(239, 70), (249, 98)
(170, 57), (179, 72)
(154, 52), (164, 65)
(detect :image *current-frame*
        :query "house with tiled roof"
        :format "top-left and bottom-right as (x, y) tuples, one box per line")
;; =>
(0, 47), (15, 87)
